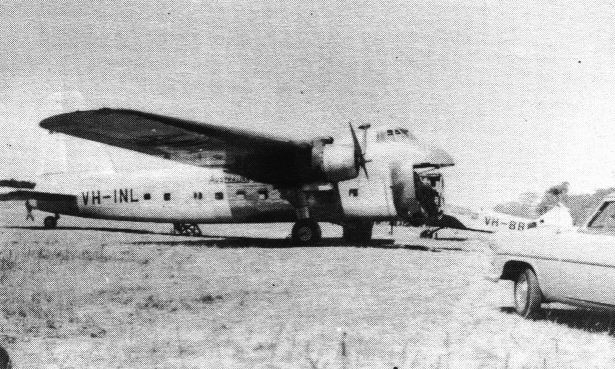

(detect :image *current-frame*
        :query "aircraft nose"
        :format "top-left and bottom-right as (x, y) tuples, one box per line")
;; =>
(414, 146), (455, 168)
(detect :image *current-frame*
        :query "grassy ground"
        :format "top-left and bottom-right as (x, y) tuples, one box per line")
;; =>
(1, 202), (615, 368)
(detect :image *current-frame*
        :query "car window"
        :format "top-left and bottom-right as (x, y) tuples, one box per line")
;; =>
(587, 201), (615, 229)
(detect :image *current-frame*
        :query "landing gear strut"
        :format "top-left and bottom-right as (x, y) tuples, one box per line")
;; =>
(291, 219), (322, 245)
(172, 223), (202, 236)
(43, 214), (59, 229)
(342, 221), (373, 243)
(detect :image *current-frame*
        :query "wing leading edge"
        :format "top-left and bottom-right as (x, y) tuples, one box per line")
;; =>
(40, 109), (317, 185)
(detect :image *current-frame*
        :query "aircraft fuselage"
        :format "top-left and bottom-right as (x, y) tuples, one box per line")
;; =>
(25, 125), (453, 237)
(34, 164), (402, 224)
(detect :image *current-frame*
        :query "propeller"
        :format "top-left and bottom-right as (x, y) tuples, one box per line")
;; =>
(349, 123), (369, 178)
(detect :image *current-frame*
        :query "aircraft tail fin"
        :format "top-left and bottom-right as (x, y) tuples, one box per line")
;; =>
(36, 131), (116, 179)
(538, 203), (574, 229)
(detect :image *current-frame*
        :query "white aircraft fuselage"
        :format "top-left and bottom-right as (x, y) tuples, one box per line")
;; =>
(444, 203), (574, 234)
(30, 126), (452, 228)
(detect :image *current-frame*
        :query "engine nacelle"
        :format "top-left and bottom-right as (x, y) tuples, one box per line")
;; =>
(311, 138), (359, 182)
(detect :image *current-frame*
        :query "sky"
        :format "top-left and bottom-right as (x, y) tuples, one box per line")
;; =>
(2, 0), (615, 207)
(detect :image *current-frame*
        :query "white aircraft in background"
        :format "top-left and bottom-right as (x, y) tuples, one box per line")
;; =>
(421, 202), (574, 238)
(0, 108), (457, 244)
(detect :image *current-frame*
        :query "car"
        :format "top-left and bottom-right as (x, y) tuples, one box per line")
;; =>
(486, 199), (615, 318)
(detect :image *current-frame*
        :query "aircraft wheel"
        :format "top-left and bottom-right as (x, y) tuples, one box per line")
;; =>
(342, 221), (373, 243)
(43, 216), (57, 229)
(514, 268), (542, 319)
(292, 220), (321, 245)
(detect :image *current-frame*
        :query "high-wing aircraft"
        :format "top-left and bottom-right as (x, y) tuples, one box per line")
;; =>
(0, 108), (455, 244)
(422, 202), (574, 238)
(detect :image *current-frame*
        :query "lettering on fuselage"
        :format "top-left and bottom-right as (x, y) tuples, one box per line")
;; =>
(114, 188), (139, 203)
(208, 175), (251, 184)
(484, 217), (527, 231)
(81, 188), (139, 205)
(82, 191), (101, 205)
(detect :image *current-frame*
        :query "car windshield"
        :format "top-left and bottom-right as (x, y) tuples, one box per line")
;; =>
(587, 201), (615, 229)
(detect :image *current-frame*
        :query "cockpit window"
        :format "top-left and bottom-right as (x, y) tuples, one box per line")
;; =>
(587, 201), (615, 230)
(377, 127), (416, 142)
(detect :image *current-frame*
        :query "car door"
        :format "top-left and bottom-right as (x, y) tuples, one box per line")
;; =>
(554, 201), (615, 306)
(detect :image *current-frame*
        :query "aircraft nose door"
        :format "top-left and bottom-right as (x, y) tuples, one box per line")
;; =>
(415, 172), (443, 221)
(389, 162), (421, 220)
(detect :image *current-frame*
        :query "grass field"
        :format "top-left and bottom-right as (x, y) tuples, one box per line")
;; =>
(1, 202), (615, 368)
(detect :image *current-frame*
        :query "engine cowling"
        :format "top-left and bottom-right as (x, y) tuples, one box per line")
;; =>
(311, 138), (360, 182)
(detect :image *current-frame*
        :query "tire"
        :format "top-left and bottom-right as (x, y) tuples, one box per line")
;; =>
(292, 220), (321, 245)
(0, 345), (11, 369)
(342, 221), (373, 243)
(43, 216), (57, 229)
(514, 268), (542, 318)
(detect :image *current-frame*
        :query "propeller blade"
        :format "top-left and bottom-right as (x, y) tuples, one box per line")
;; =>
(349, 123), (369, 178)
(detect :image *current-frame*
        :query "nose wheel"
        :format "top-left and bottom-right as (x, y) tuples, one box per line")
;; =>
(291, 220), (322, 245)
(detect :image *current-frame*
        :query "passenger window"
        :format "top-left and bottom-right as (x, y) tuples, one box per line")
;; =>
(258, 189), (269, 200)
(215, 192), (224, 200)
(143, 193), (151, 200)
(236, 190), (246, 200)
(163, 193), (171, 201)
(349, 188), (359, 197)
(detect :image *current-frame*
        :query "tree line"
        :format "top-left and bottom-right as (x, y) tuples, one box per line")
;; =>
(494, 182), (615, 226)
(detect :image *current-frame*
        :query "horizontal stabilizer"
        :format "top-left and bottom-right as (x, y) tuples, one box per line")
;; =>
(0, 190), (76, 202)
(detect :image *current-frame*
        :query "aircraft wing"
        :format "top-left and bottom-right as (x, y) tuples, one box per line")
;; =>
(40, 109), (317, 185)
(0, 190), (76, 202)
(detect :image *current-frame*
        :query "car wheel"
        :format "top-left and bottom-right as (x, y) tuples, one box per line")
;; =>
(514, 268), (542, 318)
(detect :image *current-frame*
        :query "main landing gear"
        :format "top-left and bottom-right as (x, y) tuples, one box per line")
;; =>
(172, 223), (202, 236)
(291, 219), (322, 245)
(43, 214), (60, 229)
(342, 221), (373, 243)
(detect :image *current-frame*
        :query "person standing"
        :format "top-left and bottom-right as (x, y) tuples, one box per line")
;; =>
(25, 200), (34, 221)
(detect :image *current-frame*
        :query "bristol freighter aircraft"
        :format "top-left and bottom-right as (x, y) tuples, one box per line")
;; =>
(0, 108), (456, 244)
